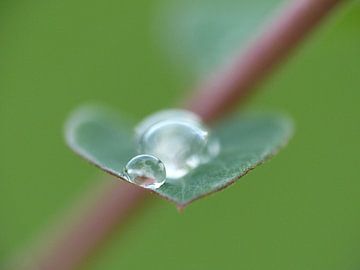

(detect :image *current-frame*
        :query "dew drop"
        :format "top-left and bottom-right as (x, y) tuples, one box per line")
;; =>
(124, 154), (166, 189)
(200, 136), (220, 163)
(135, 109), (201, 142)
(135, 109), (220, 179)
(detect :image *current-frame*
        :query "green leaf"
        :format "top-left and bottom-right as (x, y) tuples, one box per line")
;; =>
(65, 106), (293, 207)
(157, 0), (282, 75)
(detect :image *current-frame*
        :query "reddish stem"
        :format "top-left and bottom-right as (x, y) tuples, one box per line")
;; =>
(11, 181), (148, 270)
(186, 0), (340, 122)
(11, 0), (341, 269)
(40, 182), (146, 270)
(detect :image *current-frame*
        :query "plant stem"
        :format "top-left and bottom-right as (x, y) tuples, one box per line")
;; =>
(12, 0), (341, 269)
(186, 0), (341, 122)
(11, 180), (148, 270)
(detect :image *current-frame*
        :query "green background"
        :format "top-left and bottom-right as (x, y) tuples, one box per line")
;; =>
(1, 0), (359, 269)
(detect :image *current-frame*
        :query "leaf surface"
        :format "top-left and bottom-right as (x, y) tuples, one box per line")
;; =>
(66, 106), (293, 206)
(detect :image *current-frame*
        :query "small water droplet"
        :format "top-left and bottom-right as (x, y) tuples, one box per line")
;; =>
(124, 154), (166, 189)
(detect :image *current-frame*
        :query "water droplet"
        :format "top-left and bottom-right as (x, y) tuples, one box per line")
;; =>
(200, 136), (220, 163)
(135, 109), (201, 143)
(124, 154), (166, 189)
(135, 110), (220, 179)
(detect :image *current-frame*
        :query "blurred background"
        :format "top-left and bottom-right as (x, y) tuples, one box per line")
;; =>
(0, 0), (359, 269)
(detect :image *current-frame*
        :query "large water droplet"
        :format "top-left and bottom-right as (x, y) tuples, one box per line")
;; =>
(135, 109), (201, 143)
(200, 136), (220, 163)
(124, 154), (166, 189)
(135, 110), (220, 179)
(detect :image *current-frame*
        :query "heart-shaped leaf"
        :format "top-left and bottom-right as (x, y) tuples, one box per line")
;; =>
(65, 106), (293, 207)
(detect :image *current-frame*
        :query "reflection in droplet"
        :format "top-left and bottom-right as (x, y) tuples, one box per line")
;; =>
(124, 154), (166, 189)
